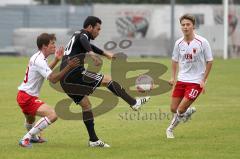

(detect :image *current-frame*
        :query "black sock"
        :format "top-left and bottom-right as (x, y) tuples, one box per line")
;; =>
(107, 81), (136, 106)
(82, 110), (98, 142)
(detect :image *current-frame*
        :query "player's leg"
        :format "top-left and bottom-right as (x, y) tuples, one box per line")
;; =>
(17, 91), (36, 133)
(101, 75), (136, 105)
(167, 98), (195, 137)
(20, 104), (57, 147)
(166, 82), (202, 138)
(79, 96), (110, 148)
(177, 99), (197, 123)
(166, 97), (182, 138)
(177, 98), (195, 120)
(178, 83), (203, 122)
(79, 96), (98, 142)
(24, 114), (35, 131)
(24, 114), (46, 143)
(166, 81), (185, 138)
(101, 75), (150, 110)
(166, 100), (198, 139)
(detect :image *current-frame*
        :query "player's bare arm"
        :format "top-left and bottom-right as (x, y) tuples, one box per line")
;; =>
(200, 60), (213, 93)
(48, 57), (80, 83)
(169, 60), (178, 86)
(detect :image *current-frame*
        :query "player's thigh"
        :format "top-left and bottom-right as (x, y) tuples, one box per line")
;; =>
(171, 81), (185, 112)
(170, 97), (183, 113)
(36, 104), (56, 118)
(101, 74), (112, 86)
(79, 96), (92, 111)
(177, 97), (195, 113)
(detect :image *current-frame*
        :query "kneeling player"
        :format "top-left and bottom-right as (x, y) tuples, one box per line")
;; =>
(17, 33), (79, 147)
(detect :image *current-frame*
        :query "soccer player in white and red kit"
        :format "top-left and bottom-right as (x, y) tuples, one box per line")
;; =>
(166, 14), (213, 138)
(17, 33), (80, 147)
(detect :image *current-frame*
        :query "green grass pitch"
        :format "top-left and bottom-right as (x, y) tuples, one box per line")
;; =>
(0, 56), (239, 159)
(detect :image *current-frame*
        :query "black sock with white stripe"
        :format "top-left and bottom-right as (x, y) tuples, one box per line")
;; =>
(83, 110), (99, 142)
(107, 81), (136, 106)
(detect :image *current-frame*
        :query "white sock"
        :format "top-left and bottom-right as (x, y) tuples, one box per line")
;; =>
(167, 113), (181, 131)
(23, 117), (51, 140)
(183, 107), (193, 117)
(25, 121), (38, 139)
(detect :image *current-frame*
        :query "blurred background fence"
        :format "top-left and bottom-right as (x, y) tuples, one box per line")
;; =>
(0, 0), (239, 58)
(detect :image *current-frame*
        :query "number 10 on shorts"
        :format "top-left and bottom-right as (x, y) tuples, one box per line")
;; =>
(189, 88), (199, 99)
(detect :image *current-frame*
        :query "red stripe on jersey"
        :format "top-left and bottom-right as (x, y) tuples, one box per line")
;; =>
(194, 38), (202, 45)
(33, 52), (41, 64)
(177, 39), (184, 47)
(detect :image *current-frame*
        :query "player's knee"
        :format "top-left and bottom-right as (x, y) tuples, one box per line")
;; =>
(52, 112), (58, 122)
(81, 104), (91, 111)
(103, 75), (112, 84)
(177, 107), (186, 114)
(47, 111), (58, 123)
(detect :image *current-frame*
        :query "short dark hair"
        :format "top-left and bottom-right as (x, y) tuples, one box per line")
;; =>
(179, 14), (196, 25)
(83, 16), (102, 28)
(37, 33), (56, 50)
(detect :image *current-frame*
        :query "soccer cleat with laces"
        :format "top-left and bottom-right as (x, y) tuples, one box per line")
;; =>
(89, 140), (110, 148)
(131, 96), (150, 111)
(19, 138), (32, 148)
(166, 129), (175, 139)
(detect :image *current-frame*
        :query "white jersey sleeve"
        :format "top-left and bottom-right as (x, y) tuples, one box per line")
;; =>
(172, 38), (183, 62)
(34, 57), (52, 79)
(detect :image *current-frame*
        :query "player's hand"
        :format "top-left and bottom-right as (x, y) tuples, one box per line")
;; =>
(168, 78), (176, 86)
(104, 51), (116, 60)
(200, 80), (206, 94)
(55, 46), (64, 60)
(67, 57), (80, 69)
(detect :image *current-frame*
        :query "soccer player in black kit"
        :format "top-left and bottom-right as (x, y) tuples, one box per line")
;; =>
(60, 16), (150, 147)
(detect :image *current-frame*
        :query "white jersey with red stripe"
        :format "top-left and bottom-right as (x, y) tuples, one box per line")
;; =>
(172, 34), (213, 84)
(18, 51), (52, 97)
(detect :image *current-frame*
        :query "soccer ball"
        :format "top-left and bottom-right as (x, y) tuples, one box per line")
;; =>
(135, 75), (153, 93)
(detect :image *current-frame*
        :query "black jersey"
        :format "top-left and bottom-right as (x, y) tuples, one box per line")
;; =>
(60, 29), (103, 73)
(59, 30), (105, 102)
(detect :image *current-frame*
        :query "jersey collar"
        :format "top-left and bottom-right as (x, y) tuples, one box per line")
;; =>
(39, 51), (48, 61)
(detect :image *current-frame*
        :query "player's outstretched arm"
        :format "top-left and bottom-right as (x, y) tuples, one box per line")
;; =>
(48, 57), (80, 83)
(49, 47), (64, 69)
(90, 44), (116, 60)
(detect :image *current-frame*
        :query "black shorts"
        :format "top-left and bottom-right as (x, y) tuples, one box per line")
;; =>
(60, 69), (104, 104)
